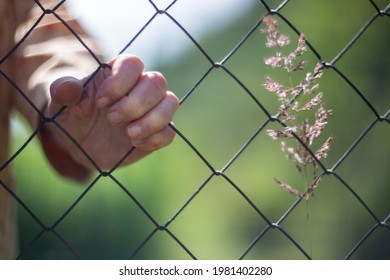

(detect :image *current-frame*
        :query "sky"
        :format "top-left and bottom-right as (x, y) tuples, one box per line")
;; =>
(66, 0), (253, 67)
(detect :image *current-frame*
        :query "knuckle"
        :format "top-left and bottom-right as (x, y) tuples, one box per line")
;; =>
(159, 93), (179, 119)
(142, 129), (175, 151)
(114, 54), (144, 74)
(144, 71), (168, 94)
(120, 97), (141, 121)
(100, 55), (146, 107)
(128, 73), (170, 118)
(107, 82), (122, 100)
(129, 56), (145, 74)
(164, 127), (176, 145)
(167, 91), (180, 110)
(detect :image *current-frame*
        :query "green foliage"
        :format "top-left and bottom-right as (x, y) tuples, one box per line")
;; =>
(13, 1), (390, 259)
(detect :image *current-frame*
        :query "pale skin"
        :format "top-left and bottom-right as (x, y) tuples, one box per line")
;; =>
(45, 54), (179, 173)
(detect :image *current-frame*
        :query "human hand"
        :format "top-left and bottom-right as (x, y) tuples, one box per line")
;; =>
(44, 54), (179, 175)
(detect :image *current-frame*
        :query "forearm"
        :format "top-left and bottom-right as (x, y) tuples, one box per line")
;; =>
(12, 2), (102, 181)
(13, 4), (101, 127)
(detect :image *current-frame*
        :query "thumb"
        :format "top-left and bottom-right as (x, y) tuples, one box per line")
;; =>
(49, 76), (84, 114)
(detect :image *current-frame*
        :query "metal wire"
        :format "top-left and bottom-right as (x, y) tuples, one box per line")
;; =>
(0, 0), (389, 260)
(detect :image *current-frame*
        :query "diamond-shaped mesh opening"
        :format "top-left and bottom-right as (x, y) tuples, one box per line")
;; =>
(335, 123), (390, 217)
(168, 175), (271, 259)
(51, 176), (157, 259)
(281, 0), (375, 61)
(349, 226), (390, 260)
(335, 17), (390, 115)
(241, 225), (310, 260)
(17, 232), (78, 260)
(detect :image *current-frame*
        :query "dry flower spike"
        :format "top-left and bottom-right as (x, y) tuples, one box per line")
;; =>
(261, 16), (333, 200)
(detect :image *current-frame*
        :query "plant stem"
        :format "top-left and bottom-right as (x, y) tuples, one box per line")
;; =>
(303, 166), (313, 258)
(306, 199), (313, 258)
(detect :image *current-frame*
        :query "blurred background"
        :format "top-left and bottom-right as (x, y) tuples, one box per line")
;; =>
(12, 0), (389, 259)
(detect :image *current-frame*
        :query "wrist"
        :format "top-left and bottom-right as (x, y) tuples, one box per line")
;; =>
(38, 124), (92, 183)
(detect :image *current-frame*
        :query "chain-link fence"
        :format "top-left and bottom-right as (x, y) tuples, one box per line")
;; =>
(1, 0), (389, 259)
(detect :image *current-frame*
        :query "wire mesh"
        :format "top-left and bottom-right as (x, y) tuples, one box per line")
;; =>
(1, 0), (389, 259)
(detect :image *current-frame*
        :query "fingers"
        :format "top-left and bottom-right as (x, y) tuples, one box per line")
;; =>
(96, 54), (144, 109)
(127, 91), (179, 144)
(97, 54), (179, 152)
(110, 87), (179, 149)
(49, 76), (84, 115)
(97, 54), (179, 151)
(106, 72), (168, 125)
(130, 123), (177, 151)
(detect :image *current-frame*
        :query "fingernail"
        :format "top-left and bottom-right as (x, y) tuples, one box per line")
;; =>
(128, 125), (142, 139)
(107, 111), (123, 124)
(97, 96), (111, 109)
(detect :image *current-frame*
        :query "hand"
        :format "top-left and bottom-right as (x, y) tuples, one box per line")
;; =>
(45, 54), (179, 175)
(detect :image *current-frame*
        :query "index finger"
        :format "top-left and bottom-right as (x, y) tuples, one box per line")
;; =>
(96, 54), (144, 109)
